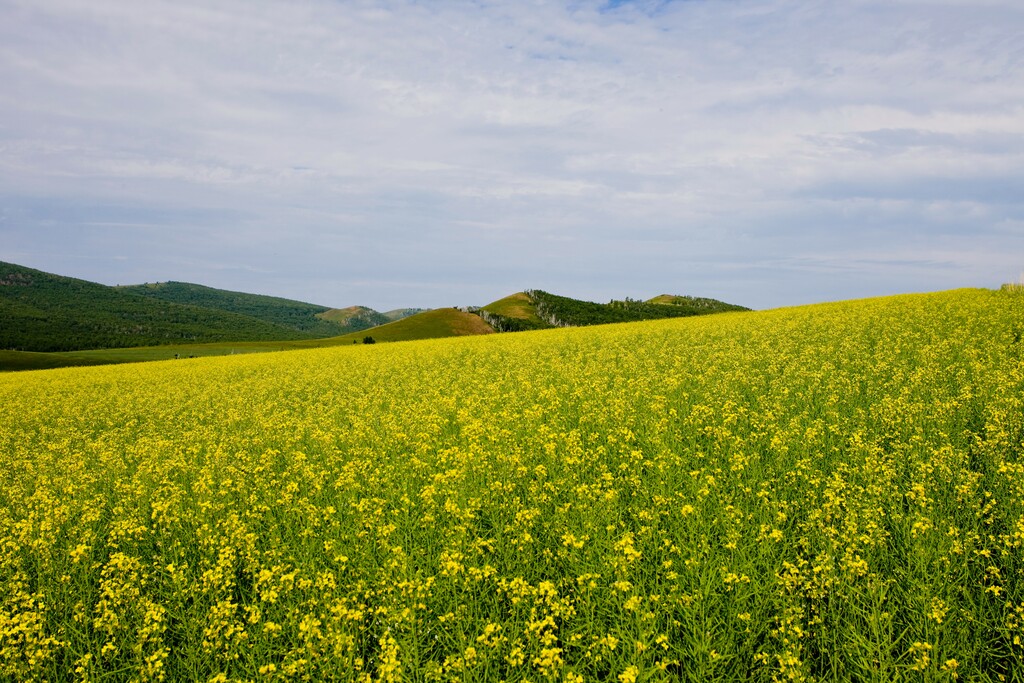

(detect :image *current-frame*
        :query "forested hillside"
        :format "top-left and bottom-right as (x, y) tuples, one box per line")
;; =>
(478, 290), (749, 331)
(119, 281), (348, 336)
(0, 262), (314, 352)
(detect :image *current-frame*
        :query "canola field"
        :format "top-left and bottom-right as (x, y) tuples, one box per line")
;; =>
(1, 289), (1023, 682)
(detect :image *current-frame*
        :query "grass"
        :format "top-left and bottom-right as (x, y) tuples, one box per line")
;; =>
(481, 292), (546, 326)
(1, 288), (1023, 681)
(0, 350), (112, 372)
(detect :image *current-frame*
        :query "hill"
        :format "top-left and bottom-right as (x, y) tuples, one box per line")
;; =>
(648, 294), (751, 312)
(316, 305), (391, 331)
(0, 261), (319, 352)
(479, 292), (550, 332)
(333, 308), (494, 344)
(119, 281), (349, 336)
(0, 261), (746, 369)
(478, 290), (749, 331)
(382, 307), (430, 321)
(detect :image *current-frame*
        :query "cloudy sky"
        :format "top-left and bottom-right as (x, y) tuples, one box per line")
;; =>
(2, 0), (1023, 311)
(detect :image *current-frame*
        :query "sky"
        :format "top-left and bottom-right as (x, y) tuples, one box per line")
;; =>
(2, 0), (1023, 311)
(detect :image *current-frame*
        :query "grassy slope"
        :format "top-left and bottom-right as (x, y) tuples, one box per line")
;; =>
(0, 262), (314, 352)
(118, 281), (346, 336)
(482, 292), (546, 325)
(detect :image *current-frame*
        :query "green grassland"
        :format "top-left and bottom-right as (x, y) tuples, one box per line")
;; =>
(1, 288), (1022, 681)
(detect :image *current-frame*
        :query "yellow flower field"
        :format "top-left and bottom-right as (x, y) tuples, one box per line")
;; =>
(1, 289), (1022, 681)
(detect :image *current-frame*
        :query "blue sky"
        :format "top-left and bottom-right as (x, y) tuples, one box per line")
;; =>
(2, 0), (1023, 311)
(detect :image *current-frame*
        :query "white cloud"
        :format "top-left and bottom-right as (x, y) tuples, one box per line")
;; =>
(1, 0), (1023, 309)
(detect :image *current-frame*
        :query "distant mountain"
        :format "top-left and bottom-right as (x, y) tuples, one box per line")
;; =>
(0, 262), (317, 352)
(477, 290), (749, 331)
(119, 281), (348, 336)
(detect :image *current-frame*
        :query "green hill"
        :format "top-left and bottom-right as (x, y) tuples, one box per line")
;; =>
(0, 261), (747, 370)
(0, 262), (317, 352)
(333, 308), (495, 344)
(478, 290), (749, 331)
(528, 290), (750, 327)
(119, 281), (348, 336)
(648, 294), (751, 312)
(479, 292), (550, 332)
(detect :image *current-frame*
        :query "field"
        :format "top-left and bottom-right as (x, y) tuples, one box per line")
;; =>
(0, 309), (493, 372)
(1, 289), (1022, 681)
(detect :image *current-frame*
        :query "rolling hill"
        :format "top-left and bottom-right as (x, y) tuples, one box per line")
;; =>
(478, 289), (749, 331)
(479, 292), (551, 332)
(331, 308), (495, 344)
(0, 260), (749, 371)
(0, 262), (416, 356)
(0, 261), (319, 352)
(118, 281), (349, 336)
(0, 308), (497, 372)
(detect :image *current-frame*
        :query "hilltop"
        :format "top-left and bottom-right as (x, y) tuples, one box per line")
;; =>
(477, 290), (748, 331)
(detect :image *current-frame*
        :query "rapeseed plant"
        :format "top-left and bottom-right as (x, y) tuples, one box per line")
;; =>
(0, 289), (1022, 680)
